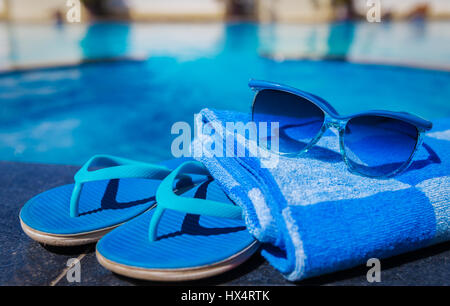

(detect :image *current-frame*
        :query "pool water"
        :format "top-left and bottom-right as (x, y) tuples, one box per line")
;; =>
(0, 22), (449, 165)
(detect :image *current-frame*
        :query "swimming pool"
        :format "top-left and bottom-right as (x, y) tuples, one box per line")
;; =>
(0, 22), (449, 165)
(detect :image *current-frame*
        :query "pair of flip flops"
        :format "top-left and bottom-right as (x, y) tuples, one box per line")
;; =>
(19, 155), (258, 281)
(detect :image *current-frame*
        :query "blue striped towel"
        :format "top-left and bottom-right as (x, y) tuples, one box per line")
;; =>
(191, 108), (450, 281)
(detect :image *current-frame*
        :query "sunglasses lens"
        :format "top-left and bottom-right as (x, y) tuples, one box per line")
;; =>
(252, 89), (324, 153)
(344, 116), (419, 177)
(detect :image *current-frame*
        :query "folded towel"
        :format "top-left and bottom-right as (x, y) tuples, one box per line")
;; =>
(192, 108), (450, 281)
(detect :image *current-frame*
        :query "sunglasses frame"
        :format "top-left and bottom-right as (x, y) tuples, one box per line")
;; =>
(249, 79), (433, 178)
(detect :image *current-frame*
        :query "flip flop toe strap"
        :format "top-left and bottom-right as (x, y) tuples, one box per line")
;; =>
(149, 161), (243, 241)
(70, 155), (173, 217)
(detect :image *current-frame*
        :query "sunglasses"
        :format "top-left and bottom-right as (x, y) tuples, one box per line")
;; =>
(250, 80), (433, 178)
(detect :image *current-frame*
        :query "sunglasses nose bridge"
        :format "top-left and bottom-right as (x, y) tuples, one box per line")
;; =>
(325, 117), (346, 132)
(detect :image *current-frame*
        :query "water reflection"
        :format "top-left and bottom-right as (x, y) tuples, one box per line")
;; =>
(129, 23), (224, 60)
(0, 23), (86, 68)
(0, 21), (450, 69)
(80, 23), (131, 59)
(258, 21), (358, 60)
(258, 21), (450, 68)
(326, 22), (356, 60)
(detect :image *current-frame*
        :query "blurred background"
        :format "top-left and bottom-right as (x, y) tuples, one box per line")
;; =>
(0, 0), (449, 165)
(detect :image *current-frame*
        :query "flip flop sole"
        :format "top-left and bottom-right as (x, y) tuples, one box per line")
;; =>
(20, 211), (147, 246)
(96, 240), (259, 281)
(96, 179), (258, 281)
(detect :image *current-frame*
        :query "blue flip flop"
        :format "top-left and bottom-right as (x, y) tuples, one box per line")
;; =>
(19, 155), (203, 246)
(96, 161), (259, 281)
